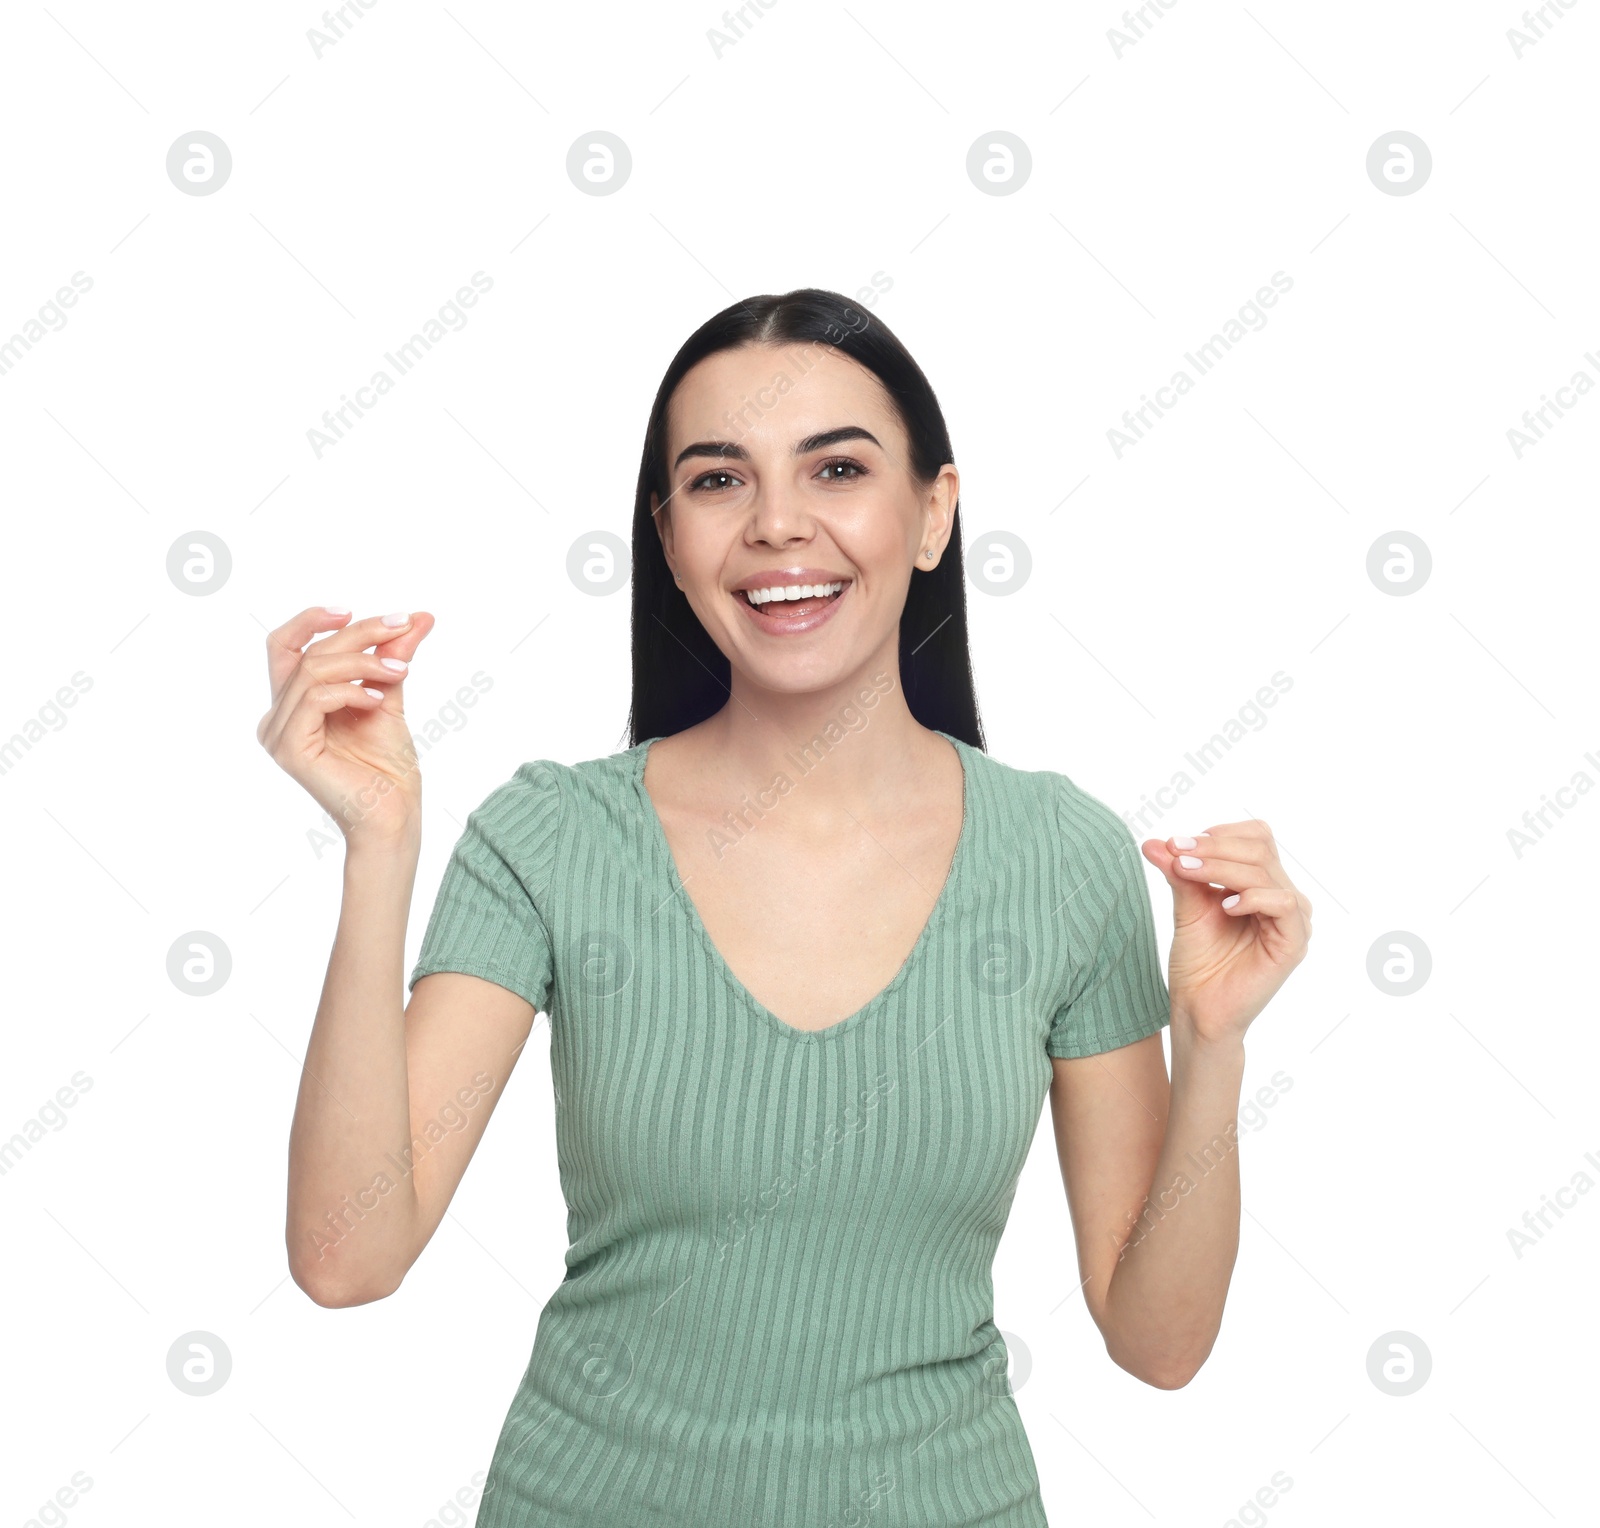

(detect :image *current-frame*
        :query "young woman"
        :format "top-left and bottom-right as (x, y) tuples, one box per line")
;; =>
(263, 289), (1310, 1526)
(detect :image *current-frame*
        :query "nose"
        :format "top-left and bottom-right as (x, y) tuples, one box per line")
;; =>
(744, 474), (815, 550)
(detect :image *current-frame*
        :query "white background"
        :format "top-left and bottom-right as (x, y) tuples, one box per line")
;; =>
(2, 2), (1595, 1525)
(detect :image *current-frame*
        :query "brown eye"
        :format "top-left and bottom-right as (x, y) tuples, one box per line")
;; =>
(817, 458), (867, 483)
(689, 469), (742, 493)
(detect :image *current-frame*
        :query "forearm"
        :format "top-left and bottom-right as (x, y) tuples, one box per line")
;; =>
(1101, 1022), (1247, 1387)
(285, 833), (425, 1303)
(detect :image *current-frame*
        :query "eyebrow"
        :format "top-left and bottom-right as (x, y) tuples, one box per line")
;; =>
(671, 425), (882, 472)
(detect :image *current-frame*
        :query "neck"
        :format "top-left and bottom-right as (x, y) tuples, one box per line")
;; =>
(694, 639), (937, 819)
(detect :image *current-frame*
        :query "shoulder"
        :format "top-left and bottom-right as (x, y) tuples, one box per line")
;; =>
(470, 740), (638, 808)
(1049, 768), (1142, 857)
(473, 757), (566, 818)
(955, 739), (1136, 853)
(957, 742), (1149, 922)
(448, 760), (568, 864)
(468, 740), (653, 843)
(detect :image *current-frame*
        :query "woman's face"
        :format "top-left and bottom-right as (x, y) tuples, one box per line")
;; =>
(651, 341), (958, 697)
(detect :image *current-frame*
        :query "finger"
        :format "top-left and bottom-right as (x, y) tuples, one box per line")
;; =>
(272, 609), (415, 709)
(1220, 886), (1311, 962)
(265, 606), (354, 700)
(1164, 831), (1270, 867)
(307, 609), (420, 661)
(360, 612), (434, 720)
(259, 612), (436, 753)
(1171, 833), (1294, 893)
(369, 609), (435, 667)
(1194, 818), (1274, 843)
(1168, 852), (1276, 894)
(262, 677), (389, 763)
(1220, 886), (1301, 916)
(302, 649), (414, 690)
(309, 611), (435, 707)
(259, 648), (406, 752)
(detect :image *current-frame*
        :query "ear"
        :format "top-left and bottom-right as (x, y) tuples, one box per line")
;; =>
(651, 491), (676, 573)
(923, 464), (960, 559)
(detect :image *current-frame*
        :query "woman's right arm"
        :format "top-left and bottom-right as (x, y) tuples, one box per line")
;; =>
(260, 606), (537, 1307)
(287, 845), (538, 1306)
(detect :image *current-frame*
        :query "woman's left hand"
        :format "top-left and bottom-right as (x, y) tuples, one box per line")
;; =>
(1140, 819), (1311, 1047)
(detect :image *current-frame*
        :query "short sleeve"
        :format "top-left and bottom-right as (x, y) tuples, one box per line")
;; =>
(1046, 776), (1171, 1059)
(407, 762), (562, 1013)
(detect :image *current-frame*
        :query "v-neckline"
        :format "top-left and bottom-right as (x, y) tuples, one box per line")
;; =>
(631, 729), (973, 1044)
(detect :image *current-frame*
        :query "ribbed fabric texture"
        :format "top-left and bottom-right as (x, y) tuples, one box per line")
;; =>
(408, 730), (1171, 1527)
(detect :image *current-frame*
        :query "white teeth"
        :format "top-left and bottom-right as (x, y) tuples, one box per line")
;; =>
(744, 581), (844, 607)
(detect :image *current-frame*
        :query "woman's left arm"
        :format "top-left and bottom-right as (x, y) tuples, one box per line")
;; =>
(1050, 818), (1311, 1389)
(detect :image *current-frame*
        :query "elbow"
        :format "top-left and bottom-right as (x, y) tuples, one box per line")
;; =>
(285, 1187), (421, 1307)
(287, 1242), (404, 1309)
(1137, 1359), (1202, 1390)
(1105, 1336), (1209, 1391)
(297, 1272), (398, 1308)
(292, 1262), (402, 1308)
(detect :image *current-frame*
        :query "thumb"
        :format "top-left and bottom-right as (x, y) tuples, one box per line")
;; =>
(1140, 835), (1218, 918)
(371, 610), (436, 712)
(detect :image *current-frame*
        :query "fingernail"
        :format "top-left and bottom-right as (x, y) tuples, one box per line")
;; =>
(1178, 855), (1204, 869)
(363, 687), (385, 699)
(381, 657), (408, 672)
(325, 605), (351, 615)
(382, 612), (410, 626)
(1173, 835), (1197, 849)
(1222, 894), (1240, 908)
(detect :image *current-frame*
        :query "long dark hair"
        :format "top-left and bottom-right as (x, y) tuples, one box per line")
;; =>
(625, 288), (985, 751)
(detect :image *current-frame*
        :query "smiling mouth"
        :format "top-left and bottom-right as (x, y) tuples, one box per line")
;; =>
(734, 579), (851, 630)
(739, 580), (846, 613)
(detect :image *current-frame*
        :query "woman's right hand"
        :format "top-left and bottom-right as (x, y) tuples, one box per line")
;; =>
(258, 606), (437, 849)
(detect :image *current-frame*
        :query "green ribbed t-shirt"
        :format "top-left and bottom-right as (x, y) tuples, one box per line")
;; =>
(408, 730), (1171, 1527)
